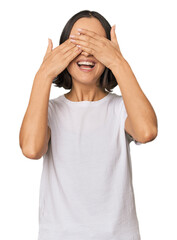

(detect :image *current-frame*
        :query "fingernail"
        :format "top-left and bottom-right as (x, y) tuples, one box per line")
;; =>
(113, 24), (116, 30)
(69, 35), (75, 38)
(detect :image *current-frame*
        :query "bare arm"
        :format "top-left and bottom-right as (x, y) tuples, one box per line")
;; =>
(19, 70), (52, 159)
(111, 59), (158, 143)
(19, 38), (82, 159)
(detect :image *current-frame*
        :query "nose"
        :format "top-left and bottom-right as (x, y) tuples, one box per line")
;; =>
(80, 51), (92, 57)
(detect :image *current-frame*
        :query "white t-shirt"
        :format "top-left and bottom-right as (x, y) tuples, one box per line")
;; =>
(38, 92), (142, 240)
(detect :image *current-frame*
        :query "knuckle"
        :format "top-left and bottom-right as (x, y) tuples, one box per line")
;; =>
(84, 36), (89, 41)
(97, 48), (102, 54)
(65, 39), (70, 46)
(90, 49), (94, 55)
(101, 42), (106, 47)
(57, 48), (62, 54)
(74, 46), (79, 52)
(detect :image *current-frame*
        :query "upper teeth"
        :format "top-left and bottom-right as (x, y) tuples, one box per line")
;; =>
(77, 61), (95, 66)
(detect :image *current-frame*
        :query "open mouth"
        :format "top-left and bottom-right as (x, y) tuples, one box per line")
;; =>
(76, 61), (96, 72)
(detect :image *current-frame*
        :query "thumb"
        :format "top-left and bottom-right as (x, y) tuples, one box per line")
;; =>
(43, 38), (53, 62)
(46, 38), (53, 54)
(110, 25), (118, 45)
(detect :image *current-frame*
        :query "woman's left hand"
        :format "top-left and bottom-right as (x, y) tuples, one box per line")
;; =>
(69, 26), (125, 71)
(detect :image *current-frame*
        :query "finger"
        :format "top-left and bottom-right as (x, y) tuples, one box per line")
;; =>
(59, 39), (73, 50)
(45, 38), (53, 55)
(110, 25), (118, 45)
(74, 45), (95, 56)
(51, 41), (75, 59)
(80, 51), (90, 56)
(69, 33), (100, 46)
(43, 38), (53, 62)
(53, 39), (76, 54)
(65, 46), (82, 62)
(64, 45), (82, 58)
(110, 25), (121, 51)
(110, 26), (116, 43)
(69, 38), (99, 52)
(77, 28), (105, 41)
(61, 42), (77, 54)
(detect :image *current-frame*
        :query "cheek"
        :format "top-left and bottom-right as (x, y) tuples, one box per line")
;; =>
(66, 62), (75, 74)
(96, 63), (106, 75)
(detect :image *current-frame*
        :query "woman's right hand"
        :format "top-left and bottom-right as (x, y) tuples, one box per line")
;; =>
(38, 38), (82, 82)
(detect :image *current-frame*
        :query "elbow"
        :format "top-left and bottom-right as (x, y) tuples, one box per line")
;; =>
(19, 130), (47, 159)
(20, 145), (43, 160)
(139, 126), (158, 143)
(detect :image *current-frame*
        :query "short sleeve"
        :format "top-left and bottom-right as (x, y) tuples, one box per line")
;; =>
(120, 98), (142, 145)
(47, 99), (53, 129)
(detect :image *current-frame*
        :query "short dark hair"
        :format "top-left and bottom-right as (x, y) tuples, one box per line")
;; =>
(52, 10), (118, 92)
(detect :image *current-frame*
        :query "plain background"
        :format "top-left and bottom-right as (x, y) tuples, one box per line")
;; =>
(0, 0), (176, 239)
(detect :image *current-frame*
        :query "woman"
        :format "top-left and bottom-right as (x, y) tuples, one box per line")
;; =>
(19, 10), (158, 240)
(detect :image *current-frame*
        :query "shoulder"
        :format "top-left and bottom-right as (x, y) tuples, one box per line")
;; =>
(109, 92), (122, 103)
(48, 95), (63, 107)
(109, 92), (124, 114)
(47, 95), (64, 119)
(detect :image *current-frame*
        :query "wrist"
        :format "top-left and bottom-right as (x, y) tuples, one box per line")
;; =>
(109, 56), (128, 74)
(34, 69), (53, 88)
(36, 67), (53, 85)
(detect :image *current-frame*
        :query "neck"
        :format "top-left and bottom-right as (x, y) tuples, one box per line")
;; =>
(65, 87), (108, 102)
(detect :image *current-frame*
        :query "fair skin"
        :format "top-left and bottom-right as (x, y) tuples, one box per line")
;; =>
(66, 17), (158, 143)
(65, 17), (109, 102)
(19, 30), (82, 159)
(19, 16), (157, 160)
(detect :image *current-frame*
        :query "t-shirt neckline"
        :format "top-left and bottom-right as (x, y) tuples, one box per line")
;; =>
(61, 92), (111, 106)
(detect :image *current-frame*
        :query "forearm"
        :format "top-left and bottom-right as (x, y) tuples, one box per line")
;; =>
(19, 70), (52, 158)
(111, 58), (158, 138)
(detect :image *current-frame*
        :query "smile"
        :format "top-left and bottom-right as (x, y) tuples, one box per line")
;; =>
(76, 61), (96, 72)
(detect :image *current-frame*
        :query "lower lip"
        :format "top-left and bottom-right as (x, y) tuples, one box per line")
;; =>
(76, 63), (96, 72)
